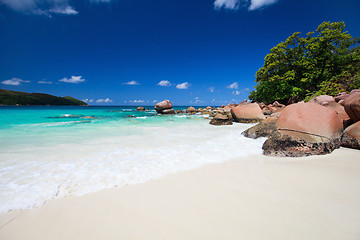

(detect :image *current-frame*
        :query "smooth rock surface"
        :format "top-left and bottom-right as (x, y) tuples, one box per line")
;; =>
(209, 114), (233, 126)
(231, 103), (265, 123)
(263, 103), (343, 157)
(276, 103), (343, 141)
(323, 102), (352, 129)
(342, 121), (360, 150)
(162, 109), (176, 114)
(344, 91), (360, 122)
(309, 95), (336, 106)
(155, 100), (172, 113)
(186, 107), (196, 113)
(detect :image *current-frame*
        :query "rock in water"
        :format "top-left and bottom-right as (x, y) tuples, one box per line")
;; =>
(343, 91), (360, 122)
(154, 100), (173, 113)
(341, 121), (360, 150)
(242, 116), (278, 139)
(186, 106), (197, 114)
(136, 107), (145, 111)
(231, 103), (265, 123)
(263, 103), (343, 157)
(209, 114), (233, 126)
(162, 109), (176, 114)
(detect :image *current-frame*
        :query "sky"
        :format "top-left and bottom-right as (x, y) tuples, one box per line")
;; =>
(0, 0), (360, 106)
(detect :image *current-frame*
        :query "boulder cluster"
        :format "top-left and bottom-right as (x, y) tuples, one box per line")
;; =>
(242, 90), (360, 157)
(149, 91), (360, 157)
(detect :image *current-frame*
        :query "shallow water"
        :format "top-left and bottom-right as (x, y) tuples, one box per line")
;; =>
(0, 106), (265, 212)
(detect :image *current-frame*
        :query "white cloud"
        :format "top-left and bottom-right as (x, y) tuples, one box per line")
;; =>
(214, 0), (278, 10)
(82, 98), (94, 103)
(226, 82), (238, 89)
(248, 0), (278, 10)
(48, 5), (77, 15)
(214, 0), (239, 10)
(0, 0), (115, 16)
(59, 76), (85, 84)
(208, 87), (214, 92)
(232, 88), (250, 95)
(0, 0), (78, 16)
(133, 100), (144, 103)
(123, 80), (140, 85)
(38, 80), (53, 84)
(176, 82), (190, 90)
(96, 98), (112, 103)
(153, 100), (158, 103)
(1, 78), (30, 86)
(190, 97), (205, 104)
(157, 80), (171, 87)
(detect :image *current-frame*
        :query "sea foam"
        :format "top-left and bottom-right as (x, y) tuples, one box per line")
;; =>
(0, 109), (265, 213)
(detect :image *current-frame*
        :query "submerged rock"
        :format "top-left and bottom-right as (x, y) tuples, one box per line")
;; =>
(209, 114), (233, 126)
(81, 116), (99, 119)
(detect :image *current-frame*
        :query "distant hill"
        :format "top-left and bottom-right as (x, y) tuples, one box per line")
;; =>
(0, 89), (88, 106)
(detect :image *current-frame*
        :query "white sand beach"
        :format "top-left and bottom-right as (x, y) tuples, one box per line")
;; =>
(1, 147), (360, 240)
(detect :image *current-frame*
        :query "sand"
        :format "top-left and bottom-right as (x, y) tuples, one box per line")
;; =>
(1, 147), (360, 240)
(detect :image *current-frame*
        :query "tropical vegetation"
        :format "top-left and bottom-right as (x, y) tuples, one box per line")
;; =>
(249, 21), (360, 104)
(0, 89), (88, 106)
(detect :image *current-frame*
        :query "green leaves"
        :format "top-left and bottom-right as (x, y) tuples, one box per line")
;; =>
(249, 21), (360, 104)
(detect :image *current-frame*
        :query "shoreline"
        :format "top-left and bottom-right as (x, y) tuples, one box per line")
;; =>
(1, 148), (360, 240)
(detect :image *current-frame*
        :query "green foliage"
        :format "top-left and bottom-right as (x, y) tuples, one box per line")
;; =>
(0, 89), (88, 106)
(249, 21), (360, 104)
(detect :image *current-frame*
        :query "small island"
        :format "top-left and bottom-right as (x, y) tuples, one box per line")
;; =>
(0, 89), (87, 106)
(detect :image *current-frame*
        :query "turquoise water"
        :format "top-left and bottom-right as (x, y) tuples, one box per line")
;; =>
(0, 106), (190, 147)
(0, 106), (265, 212)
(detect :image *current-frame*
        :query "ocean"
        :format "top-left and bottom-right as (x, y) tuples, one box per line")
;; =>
(0, 106), (265, 212)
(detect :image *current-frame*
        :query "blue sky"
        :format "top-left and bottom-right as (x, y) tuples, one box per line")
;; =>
(1, 0), (359, 106)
